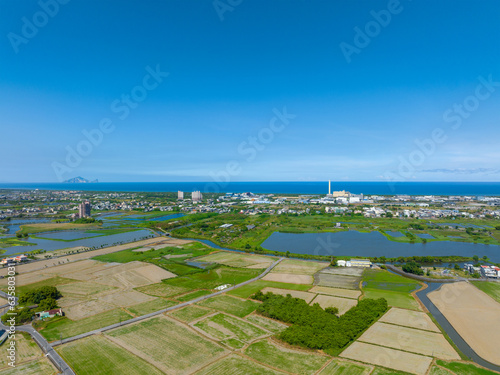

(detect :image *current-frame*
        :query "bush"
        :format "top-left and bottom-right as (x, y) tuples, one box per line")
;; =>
(18, 286), (62, 305)
(402, 261), (424, 276)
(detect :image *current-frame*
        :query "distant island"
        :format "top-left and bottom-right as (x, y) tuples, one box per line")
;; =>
(63, 177), (99, 183)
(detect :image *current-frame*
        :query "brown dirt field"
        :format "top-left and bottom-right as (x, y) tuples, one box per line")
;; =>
(270, 259), (329, 275)
(319, 267), (365, 277)
(358, 322), (459, 360)
(63, 299), (116, 320)
(428, 282), (500, 366)
(0, 272), (52, 287)
(310, 294), (357, 315)
(261, 273), (313, 284)
(309, 286), (361, 299)
(261, 287), (317, 303)
(99, 290), (155, 307)
(315, 273), (361, 290)
(340, 341), (433, 375)
(0, 236), (182, 277)
(379, 307), (440, 333)
(58, 281), (117, 296)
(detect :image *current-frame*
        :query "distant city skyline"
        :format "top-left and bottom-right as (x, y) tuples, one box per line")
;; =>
(1, 1), (500, 183)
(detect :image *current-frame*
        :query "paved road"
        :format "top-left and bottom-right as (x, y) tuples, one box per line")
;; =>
(0, 292), (75, 374)
(52, 257), (284, 346)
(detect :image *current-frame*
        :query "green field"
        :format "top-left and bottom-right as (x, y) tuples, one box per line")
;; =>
(194, 313), (267, 344)
(195, 354), (285, 375)
(471, 281), (500, 303)
(195, 251), (275, 268)
(38, 308), (133, 341)
(245, 314), (288, 334)
(57, 335), (163, 375)
(197, 294), (260, 317)
(362, 289), (420, 311)
(125, 298), (177, 316)
(227, 280), (312, 299)
(0, 359), (55, 375)
(176, 290), (212, 302)
(107, 317), (226, 374)
(169, 305), (213, 323)
(435, 360), (500, 375)
(244, 339), (330, 374)
(135, 282), (190, 298)
(318, 360), (371, 375)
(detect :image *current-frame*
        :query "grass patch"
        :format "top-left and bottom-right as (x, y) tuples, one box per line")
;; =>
(195, 354), (284, 375)
(56, 335), (163, 375)
(125, 298), (177, 316)
(435, 360), (499, 375)
(38, 308), (133, 341)
(197, 295), (259, 317)
(227, 280), (312, 299)
(318, 360), (371, 375)
(168, 305), (213, 323)
(362, 289), (420, 311)
(176, 290), (212, 302)
(471, 281), (500, 303)
(246, 314), (288, 334)
(245, 339), (329, 374)
(194, 313), (267, 342)
(19, 222), (101, 235)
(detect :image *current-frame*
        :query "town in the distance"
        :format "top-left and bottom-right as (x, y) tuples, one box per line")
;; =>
(0, 181), (499, 375)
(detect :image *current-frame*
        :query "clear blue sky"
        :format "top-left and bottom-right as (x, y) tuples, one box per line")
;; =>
(1, 0), (499, 182)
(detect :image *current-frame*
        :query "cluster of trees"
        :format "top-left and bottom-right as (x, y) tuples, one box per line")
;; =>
(408, 223), (426, 230)
(18, 286), (62, 305)
(250, 291), (387, 350)
(402, 261), (424, 276)
(73, 217), (102, 224)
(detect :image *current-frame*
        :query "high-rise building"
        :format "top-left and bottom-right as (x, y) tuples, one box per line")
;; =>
(192, 191), (202, 202)
(178, 191), (184, 200)
(78, 201), (91, 218)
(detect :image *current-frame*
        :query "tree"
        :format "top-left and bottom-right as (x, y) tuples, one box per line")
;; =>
(325, 307), (339, 315)
(38, 298), (58, 311)
(473, 255), (479, 262)
(454, 263), (460, 270)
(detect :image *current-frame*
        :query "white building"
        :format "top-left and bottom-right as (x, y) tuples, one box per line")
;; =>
(192, 191), (203, 202)
(336, 260), (346, 267)
(178, 191), (184, 200)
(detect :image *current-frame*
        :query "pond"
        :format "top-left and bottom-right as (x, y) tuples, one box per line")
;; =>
(261, 231), (500, 262)
(1, 218), (51, 235)
(36, 231), (102, 240)
(385, 231), (404, 237)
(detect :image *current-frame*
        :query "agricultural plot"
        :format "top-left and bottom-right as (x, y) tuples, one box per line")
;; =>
(194, 313), (268, 346)
(106, 316), (226, 375)
(309, 286), (361, 299)
(195, 251), (275, 268)
(318, 359), (371, 375)
(0, 359), (55, 375)
(270, 259), (329, 275)
(315, 273), (361, 290)
(57, 281), (117, 296)
(471, 281), (500, 303)
(135, 282), (189, 298)
(261, 287), (317, 303)
(176, 290), (212, 302)
(428, 282), (500, 366)
(56, 335), (163, 375)
(245, 314), (288, 334)
(379, 307), (440, 332)
(0, 333), (42, 370)
(245, 339), (330, 374)
(435, 359), (500, 375)
(357, 322), (459, 360)
(169, 305), (213, 323)
(197, 295), (260, 317)
(362, 269), (421, 292)
(194, 354), (286, 375)
(340, 342), (433, 375)
(320, 267), (365, 277)
(228, 280), (312, 299)
(126, 298), (177, 316)
(362, 289), (420, 311)
(310, 294), (357, 315)
(261, 273), (313, 285)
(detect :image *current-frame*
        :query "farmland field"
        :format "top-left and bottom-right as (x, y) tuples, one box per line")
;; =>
(261, 287), (317, 303)
(310, 294), (357, 315)
(0, 333), (42, 369)
(357, 322), (459, 360)
(195, 251), (275, 268)
(471, 281), (500, 303)
(194, 354), (285, 375)
(168, 305), (213, 323)
(194, 313), (268, 344)
(176, 290), (212, 302)
(0, 359), (55, 375)
(125, 298), (177, 316)
(245, 314), (288, 333)
(318, 359), (371, 375)
(270, 259), (329, 275)
(435, 360), (499, 375)
(245, 339), (330, 374)
(56, 335), (163, 375)
(57, 281), (117, 296)
(315, 273), (360, 290)
(379, 307), (440, 332)
(261, 273), (313, 284)
(197, 294), (259, 317)
(135, 282), (190, 298)
(362, 269), (420, 293)
(39, 308), (133, 341)
(107, 316), (226, 374)
(309, 286), (361, 299)
(227, 280), (311, 299)
(340, 341), (432, 375)
(361, 289), (420, 311)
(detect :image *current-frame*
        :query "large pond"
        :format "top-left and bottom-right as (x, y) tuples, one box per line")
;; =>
(1, 218), (51, 235)
(261, 231), (500, 262)
(1, 229), (155, 256)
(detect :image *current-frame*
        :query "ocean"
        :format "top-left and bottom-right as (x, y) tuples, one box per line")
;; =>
(0, 181), (499, 196)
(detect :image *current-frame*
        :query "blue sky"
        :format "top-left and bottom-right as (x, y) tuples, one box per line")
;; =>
(1, 0), (499, 182)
